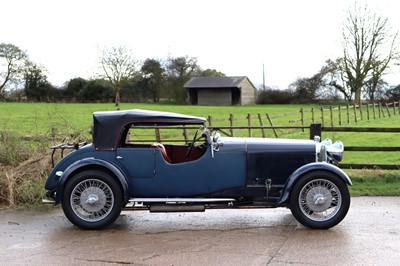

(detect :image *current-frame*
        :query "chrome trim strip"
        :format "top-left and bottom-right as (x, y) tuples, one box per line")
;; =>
(129, 198), (235, 203)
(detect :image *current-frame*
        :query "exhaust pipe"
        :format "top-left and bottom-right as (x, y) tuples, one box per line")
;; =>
(150, 204), (205, 213)
(42, 199), (56, 204)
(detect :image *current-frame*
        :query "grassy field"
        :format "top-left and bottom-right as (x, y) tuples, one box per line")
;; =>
(1, 102), (311, 134)
(2, 102), (400, 165)
(0, 102), (399, 205)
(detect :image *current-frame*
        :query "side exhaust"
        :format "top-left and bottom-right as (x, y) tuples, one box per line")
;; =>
(150, 204), (205, 212)
(42, 199), (56, 204)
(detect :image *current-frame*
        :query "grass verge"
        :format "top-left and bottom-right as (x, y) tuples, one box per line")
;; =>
(347, 169), (400, 196)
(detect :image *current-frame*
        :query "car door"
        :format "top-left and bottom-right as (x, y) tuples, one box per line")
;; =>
(116, 147), (156, 179)
(121, 144), (246, 197)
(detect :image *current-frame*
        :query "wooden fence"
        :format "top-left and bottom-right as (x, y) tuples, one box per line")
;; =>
(138, 122), (399, 170)
(119, 101), (400, 170)
(203, 101), (400, 138)
(298, 101), (400, 127)
(310, 124), (400, 170)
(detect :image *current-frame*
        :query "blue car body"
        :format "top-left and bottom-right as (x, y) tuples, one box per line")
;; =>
(44, 109), (351, 230)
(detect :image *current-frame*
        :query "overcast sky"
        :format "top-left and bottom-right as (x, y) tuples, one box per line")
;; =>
(2, 0), (400, 89)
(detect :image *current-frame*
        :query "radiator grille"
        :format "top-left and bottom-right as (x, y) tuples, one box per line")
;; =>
(247, 153), (314, 185)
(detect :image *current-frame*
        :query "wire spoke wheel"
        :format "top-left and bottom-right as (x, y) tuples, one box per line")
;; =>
(71, 179), (114, 222)
(299, 179), (341, 222)
(62, 170), (123, 230)
(290, 171), (350, 229)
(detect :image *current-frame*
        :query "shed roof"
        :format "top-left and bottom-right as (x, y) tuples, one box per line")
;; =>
(184, 76), (248, 88)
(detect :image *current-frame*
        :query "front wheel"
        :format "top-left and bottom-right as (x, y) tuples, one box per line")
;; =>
(289, 171), (350, 229)
(62, 170), (123, 230)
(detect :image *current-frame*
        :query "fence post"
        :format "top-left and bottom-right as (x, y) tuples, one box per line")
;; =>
(330, 106), (334, 127)
(373, 103), (376, 119)
(311, 107), (315, 123)
(258, 113), (266, 138)
(359, 103), (363, 120)
(229, 114), (234, 137)
(385, 103), (391, 117)
(266, 113), (279, 138)
(353, 104), (358, 123)
(183, 126), (188, 143)
(393, 102), (396, 116)
(247, 113), (252, 137)
(338, 106), (342, 126)
(208, 115), (212, 127)
(398, 101), (400, 115)
(321, 107), (324, 126)
(300, 108), (304, 132)
(155, 128), (161, 142)
(366, 103), (370, 120)
(51, 127), (58, 138)
(346, 104), (350, 124)
(310, 123), (322, 140)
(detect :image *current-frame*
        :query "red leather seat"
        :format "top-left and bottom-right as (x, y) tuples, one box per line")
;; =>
(151, 143), (171, 163)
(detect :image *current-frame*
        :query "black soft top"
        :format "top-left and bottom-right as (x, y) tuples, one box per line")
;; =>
(93, 109), (206, 150)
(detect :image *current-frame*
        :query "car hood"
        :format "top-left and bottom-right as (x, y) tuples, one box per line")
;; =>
(219, 137), (316, 153)
(219, 137), (317, 186)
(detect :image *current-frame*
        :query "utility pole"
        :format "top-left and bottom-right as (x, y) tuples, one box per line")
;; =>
(262, 63), (265, 90)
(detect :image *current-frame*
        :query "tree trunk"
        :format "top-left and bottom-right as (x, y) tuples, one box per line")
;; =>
(115, 87), (120, 110)
(355, 86), (361, 104)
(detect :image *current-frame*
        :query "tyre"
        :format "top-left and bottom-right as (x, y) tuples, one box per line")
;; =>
(62, 170), (123, 230)
(289, 171), (350, 229)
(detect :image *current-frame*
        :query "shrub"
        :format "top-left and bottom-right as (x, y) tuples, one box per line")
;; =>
(0, 131), (51, 207)
(256, 89), (296, 104)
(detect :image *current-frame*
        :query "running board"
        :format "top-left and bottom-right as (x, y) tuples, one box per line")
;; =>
(129, 198), (236, 203)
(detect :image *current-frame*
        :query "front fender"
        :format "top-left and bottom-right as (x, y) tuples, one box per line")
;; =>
(278, 162), (352, 206)
(54, 158), (129, 204)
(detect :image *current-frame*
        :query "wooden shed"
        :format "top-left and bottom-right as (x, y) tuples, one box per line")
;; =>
(184, 76), (256, 106)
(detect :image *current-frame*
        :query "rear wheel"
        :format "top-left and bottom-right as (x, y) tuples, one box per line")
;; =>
(62, 170), (123, 230)
(289, 171), (350, 229)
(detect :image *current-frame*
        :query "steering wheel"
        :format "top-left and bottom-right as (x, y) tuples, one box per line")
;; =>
(185, 130), (198, 159)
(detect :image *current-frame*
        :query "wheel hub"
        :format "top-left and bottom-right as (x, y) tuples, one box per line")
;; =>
(314, 194), (326, 205)
(80, 188), (106, 212)
(86, 194), (99, 204)
(305, 187), (333, 212)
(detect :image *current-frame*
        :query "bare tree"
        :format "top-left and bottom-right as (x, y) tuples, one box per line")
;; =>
(321, 58), (353, 101)
(0, 43), (27, 98)
(341, 3), (399, 104)
(99, 46), (139, 107)
(289, 72), (325, 102)
(363, 77), (388, 101)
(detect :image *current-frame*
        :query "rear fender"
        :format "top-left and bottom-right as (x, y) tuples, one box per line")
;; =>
(54, 158), (129, 204)
(278, 162), (352, 206)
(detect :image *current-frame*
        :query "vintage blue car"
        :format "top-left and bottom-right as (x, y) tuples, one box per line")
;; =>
(44, 109), (351, 230)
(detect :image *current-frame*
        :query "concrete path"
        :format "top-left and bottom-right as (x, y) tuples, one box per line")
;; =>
(0, 197), (399, 265)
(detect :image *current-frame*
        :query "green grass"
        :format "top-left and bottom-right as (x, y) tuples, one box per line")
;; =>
(0, 102), (310, 134)
(347, 169), (400, 196)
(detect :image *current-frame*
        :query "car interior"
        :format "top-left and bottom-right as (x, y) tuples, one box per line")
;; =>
(119, 124), (208, 164)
